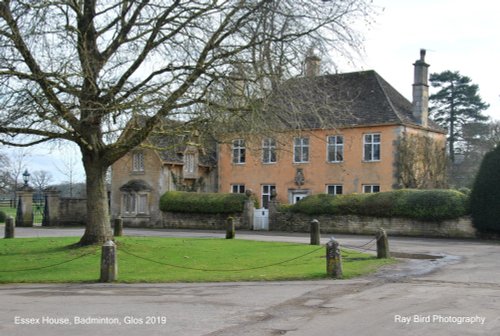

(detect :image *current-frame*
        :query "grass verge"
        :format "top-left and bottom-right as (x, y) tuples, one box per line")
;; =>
(0, 236), (395, 283)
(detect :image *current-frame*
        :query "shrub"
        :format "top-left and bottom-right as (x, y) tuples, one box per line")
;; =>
(0, 210), (6, 223)
(392, 189), (468, 221)
(470, 146), (500, 233)
(289, 189), (468, 221)
(160, 191), (247, 214)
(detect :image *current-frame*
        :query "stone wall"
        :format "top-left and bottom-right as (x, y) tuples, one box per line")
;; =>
(58, 198), (87, 226)
(270, 212), (476, 238)
(160, 212), (250, 230)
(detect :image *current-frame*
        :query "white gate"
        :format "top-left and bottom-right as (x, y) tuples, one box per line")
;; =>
(253, 208), (269, 231)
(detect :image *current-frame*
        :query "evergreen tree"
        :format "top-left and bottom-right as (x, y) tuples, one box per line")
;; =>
(470, 145), (500, 234)
(429, 71), (489, 163)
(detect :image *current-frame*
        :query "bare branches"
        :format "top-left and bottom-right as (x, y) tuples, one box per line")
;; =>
(0, 0), (374, 160)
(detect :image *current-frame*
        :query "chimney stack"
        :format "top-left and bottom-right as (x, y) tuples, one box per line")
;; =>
(412, 49), (430, 127)
(305, 49), (321, 77)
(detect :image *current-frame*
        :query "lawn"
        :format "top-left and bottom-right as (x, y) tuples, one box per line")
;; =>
(0, 236), (394, 283)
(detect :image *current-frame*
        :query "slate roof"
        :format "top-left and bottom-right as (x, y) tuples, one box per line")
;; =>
(267, 70), (444, 132)
(149, 132), (217, 167)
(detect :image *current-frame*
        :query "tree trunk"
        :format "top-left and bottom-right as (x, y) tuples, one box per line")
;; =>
(79, 154), (113, 246)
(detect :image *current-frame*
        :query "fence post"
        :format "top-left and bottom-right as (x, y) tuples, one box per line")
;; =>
(113, 217), (123, 237)
(326, 238), (343, 279)
(310, 219), (320, 245)
(4, 216), (14, 239)
(376, 228), (390, 259)
(100, 240), (117, 282)
(226, 216), (235, 239)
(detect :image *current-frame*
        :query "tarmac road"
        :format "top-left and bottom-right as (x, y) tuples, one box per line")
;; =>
(1, 227), (499, 336)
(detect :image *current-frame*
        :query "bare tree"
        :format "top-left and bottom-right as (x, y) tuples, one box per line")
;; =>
(0, 151), (13, 193)
(55, 149), (84, 197)
(0, 0), (374, 245)
(31, 169), (53, 195)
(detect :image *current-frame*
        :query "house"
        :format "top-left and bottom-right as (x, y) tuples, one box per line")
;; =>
(217, 50), (447, 207)
(110, 126), (217, 227)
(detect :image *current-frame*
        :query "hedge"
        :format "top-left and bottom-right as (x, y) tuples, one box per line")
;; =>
(470, 145), (500, 233)
(160, 191), (247, 214)
(290, 189), (468, 221)
(0, 210), (5, 223)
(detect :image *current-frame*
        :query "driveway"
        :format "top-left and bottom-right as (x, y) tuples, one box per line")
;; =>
(0, 227), (499, 335)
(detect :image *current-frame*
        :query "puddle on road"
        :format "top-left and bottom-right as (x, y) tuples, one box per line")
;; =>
(375, 253), (461, 280)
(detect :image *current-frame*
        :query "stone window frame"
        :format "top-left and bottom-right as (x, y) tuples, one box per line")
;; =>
(363, 133), (381, 162)
(132, 151), (145, 172)
(293, 137), (309, 163)
(261, 184), (276, 209)
(232, 139), (246, 164)
(362, 184), (380, 193)
(327, 135), (344, 163)
(231, 184), (246, 193)
(262, 138), (277, 164)
(326, 184), (343, 195)
(122, 192), (149, 216)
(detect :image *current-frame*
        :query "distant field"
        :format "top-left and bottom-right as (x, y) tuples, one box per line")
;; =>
(0, 236), (395, 283)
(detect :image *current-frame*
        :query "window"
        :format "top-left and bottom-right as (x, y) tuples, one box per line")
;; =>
(364, 134), (381, 161)
(294, 137), (309, 163)
(261, 185), (276, 209)
(363, 185), (380, 193)
(132, 151), (145, 172)
(123, 193), (136, 214)
(262, 138), (277, 163)
(122, 193), (149, 215)
(232, 139), (246, 164)
(184, 153), (195, 174)
(137, 194), (148, 214)
(326, 185), (343, 195)
(327, 136), (344, 162)
(231, 184), (245, 193)
(290, 191), (309, 204)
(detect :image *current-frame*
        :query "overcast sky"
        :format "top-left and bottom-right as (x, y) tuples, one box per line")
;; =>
(7, 0), (500, 184)
(343, 0), (499, 120)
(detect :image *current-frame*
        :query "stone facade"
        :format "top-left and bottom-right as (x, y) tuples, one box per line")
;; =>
(270, 212), (476, 238)
(111, 146), (217, 228)
(217, 51), (446, 208)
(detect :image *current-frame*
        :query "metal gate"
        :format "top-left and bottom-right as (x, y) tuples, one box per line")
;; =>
(253, 208), (269, 231)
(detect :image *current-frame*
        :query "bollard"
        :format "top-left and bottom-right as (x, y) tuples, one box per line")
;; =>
(100, 240), (117, 282)
(226, 217), (235, 239)
(376, 228), (390, 259)
(326, 238), (343, 278)
(310, 219), (320, 245)
(113, 217), (123, 237)
(4, 216), (14, 239)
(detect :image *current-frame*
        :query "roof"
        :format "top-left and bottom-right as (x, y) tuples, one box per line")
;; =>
(266, 70), (444, 132)
(149, 132), (217, 167)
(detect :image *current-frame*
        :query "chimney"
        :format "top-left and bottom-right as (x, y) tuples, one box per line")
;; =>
(305, 49), (321, 77)
(412, 49), (430, 127)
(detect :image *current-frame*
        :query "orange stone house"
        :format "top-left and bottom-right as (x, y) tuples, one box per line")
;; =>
(218, 50), (447, 207)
